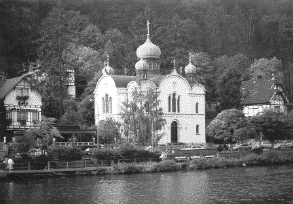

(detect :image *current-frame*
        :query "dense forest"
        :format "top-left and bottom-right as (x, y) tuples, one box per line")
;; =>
(1, 0), (293, 127)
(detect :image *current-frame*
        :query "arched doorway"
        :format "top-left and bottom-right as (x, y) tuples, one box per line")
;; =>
(171, 121), (178, 143)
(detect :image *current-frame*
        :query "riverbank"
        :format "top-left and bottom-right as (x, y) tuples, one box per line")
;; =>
(1, 149), (293, 180)
(96, 149), (293, 174)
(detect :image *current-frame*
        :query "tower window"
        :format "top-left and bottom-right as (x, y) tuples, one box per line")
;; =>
(195, 102), (199, 113)
(172, 93), (176, 112)
(196, 124), (199, 134)
(102, 94), (112, 114)
(177, 96), (180, 113)
(168, 95), (171, 112)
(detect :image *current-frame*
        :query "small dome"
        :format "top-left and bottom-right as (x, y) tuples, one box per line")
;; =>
(185, 53), (196, 74)
(185, 62), (197, 74)
(136, 37), (161, 59)
(135, 58), (149, 70)
(104, 65), (115, 75)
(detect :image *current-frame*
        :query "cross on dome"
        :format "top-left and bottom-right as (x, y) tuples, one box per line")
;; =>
(173, 58), (176, 69)
(189, 52), (192, 63)
(106, 54), (110, 66)
(147, 20), (150, 37)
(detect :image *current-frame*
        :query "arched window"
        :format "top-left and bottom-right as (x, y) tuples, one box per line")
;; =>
(177, 96), (180, 113)
(168, 95), (171, 112)
(195, 102), (199, 113)
(105, 94), (109, 113)
(102, 97), (105, 113)
(196, 124), (199, 134)
(172, 93), (176, 112)
(109, 97), (112, 113)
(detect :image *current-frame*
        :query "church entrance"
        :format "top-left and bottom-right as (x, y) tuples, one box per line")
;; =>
(171, 121), (178, 143)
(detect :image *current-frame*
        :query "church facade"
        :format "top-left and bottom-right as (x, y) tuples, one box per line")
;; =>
(94, 22), (206, 144)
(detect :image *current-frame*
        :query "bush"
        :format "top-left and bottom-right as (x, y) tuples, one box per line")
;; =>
(92, 146), (160, 160)
(47, 147), (83, 161)
(149, 160), (180, 172)
(113, 163), (144, 174)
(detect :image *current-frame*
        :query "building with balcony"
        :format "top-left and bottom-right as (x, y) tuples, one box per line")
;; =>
(0, 75), (42, 142)
(240, 76), (293, 117)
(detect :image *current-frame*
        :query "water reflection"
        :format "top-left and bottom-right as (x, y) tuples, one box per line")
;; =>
(0, 165), (293, 204)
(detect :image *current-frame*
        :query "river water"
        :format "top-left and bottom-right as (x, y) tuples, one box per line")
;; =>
(0, 165), (293, 204)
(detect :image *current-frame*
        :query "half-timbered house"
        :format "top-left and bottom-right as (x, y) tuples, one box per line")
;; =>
(240, 76), (292, 117)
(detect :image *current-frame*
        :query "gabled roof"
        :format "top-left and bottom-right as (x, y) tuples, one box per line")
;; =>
(0, 75), (25, 100)
(240, 78), (286, 105)
(111, 75), (137, 88)
(149, 75), (166, 86)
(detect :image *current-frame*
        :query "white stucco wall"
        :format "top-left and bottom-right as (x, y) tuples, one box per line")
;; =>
(94, 73), (206, 144)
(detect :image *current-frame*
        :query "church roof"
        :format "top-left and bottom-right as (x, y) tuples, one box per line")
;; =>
(240, 77), (286, 105)
(111, 75), (137, 88)
(149, 75), (167, 86)
(0, 75), (25, 100)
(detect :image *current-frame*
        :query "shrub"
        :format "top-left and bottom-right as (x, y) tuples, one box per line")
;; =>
(149, 160), (179, 172)
(47, 147), (83, 161)
(113, 163), (144, 174)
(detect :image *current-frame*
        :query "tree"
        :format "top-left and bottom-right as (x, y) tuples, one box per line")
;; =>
(37, 5), (90, 118)
(120, 87), (166, 146)
(207, 109), (255, 144)
(16, 116), (62, 153)
(250, 109), (293, 147)
(96, 118), (121, 145)
(249, 57), (282, 79)
(215, 54), (251, 111)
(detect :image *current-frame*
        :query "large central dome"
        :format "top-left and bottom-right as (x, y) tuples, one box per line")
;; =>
(136, 36), (161, 59)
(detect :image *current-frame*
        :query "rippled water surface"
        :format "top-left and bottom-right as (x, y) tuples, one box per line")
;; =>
(0, 165), (293, 204)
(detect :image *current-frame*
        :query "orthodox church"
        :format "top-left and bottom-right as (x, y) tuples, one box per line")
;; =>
(94, 21), (206, 144)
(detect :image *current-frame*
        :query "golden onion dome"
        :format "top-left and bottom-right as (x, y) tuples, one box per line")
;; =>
(136, 36), (161, 59)
(135, 58), (149, 70)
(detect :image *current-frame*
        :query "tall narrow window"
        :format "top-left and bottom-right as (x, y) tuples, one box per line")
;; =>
(109, 97), (112, 113)
(102, 97), (105, 113)
(105, 94), (109, 113)
(196, 124), (199, 134)
(195, 102), (199, 113)
(177, 96), (180, 113)
(168, 95), (171, 112)
(172, 93), (176, 112)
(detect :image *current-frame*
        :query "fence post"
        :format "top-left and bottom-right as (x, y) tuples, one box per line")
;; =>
(67, 162), (69, 169)
(101, 160), (103, 167)
(28, 162), (31, 171)
(48, 162), (50, 171)
(84, 160), (86, 168)
(118, 159), (120, 165)
(149, 158), (151, 162)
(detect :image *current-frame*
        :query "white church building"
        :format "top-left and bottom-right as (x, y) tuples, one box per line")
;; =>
(94, 22), (206, 144)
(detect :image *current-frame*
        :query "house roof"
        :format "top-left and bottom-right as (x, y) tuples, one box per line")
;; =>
(0, 75), (25, 100)
(240, 78), (285, 105)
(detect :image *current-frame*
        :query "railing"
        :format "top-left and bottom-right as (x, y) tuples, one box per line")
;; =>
(0, 158), (161, 171)
(54, 142), (95, 147)
(96, 158), (161, 167)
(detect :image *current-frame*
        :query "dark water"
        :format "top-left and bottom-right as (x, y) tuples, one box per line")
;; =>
(0, 165), (293, 204)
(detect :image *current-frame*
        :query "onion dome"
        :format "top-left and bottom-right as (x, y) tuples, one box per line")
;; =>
(135, 58), (149, 70)
(136, 37), (161, 59)
(185, 53), (196, 74)
(103, 54), (115, 75)
(136, 20), (161, 59)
